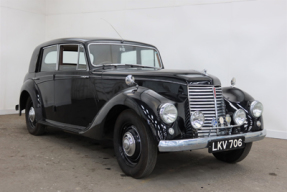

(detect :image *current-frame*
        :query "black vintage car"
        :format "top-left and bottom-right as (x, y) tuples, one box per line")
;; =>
(16, 38), (266, 178)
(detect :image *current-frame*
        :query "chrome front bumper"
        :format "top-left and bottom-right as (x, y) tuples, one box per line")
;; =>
(158, 129), (266, 152)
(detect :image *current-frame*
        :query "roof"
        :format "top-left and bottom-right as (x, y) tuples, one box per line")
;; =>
(28, 37), (157, 73)
(37, 37), (156, 48)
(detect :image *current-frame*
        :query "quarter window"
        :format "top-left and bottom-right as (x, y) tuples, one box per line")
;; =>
(141, 50), (159, 67)
(78, 46), (87, 70)
(41, 46), (57, 72)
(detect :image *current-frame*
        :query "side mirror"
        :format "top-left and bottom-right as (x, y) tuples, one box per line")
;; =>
(231, 77), (236, 87)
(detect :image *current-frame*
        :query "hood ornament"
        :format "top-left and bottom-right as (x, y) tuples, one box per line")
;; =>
(125, 75), (135, 86)
(203, 69), (207, 75)
(125, 75), (138, 93)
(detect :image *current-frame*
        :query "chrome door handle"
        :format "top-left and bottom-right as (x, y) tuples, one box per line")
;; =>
(32, 77), (39, 80)
(80, 76), (89, 79)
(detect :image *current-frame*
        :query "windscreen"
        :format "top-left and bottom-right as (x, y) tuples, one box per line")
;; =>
(88, 44), (162, 68)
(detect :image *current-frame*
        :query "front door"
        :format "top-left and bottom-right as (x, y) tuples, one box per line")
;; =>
(54, 44), (97, 127)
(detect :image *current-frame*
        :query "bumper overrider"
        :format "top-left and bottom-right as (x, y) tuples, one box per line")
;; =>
(158, 129), (266, 152)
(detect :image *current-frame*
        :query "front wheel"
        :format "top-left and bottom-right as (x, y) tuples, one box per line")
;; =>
(113, 109), (158, 179)
(212, 142), (252, 163)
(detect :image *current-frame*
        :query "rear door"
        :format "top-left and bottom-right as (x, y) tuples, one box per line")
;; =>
(34, 45), (57, 121)
(53, 44), (97, 127)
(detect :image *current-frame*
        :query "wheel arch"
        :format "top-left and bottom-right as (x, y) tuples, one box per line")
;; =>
(80, 87), (173, 142)
(103, 104), (130, 139)
(19, 90), (30, 115)
(19, 79), (45, 121)
(222, 86), (264, 132)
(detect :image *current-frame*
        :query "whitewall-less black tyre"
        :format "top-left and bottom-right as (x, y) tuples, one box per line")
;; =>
(212, 142), (252, 163)
(113, 109), (158, 179)
(25, 97), (45, 136)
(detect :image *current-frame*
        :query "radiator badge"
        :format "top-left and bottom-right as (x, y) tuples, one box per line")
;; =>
(211, 118), (218, 127)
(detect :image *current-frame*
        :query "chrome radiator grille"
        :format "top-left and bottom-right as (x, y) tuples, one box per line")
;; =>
(188, 86), (226, 137)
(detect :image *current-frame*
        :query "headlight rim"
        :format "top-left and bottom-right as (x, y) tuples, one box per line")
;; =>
(233, 109), (246, 126)
(159, 103), (178, 124)
(250, 100), (263, 118)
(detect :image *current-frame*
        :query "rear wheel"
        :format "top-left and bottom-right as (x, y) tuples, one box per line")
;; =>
(25, 97), (45, 135)
(113, 109), (157, 179)
(212, 142), (252, 163)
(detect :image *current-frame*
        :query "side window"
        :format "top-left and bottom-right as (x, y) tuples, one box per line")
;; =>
(59, 45), (88, 71)
(59, 45), (78, 71)
(41, 46), (57, 72)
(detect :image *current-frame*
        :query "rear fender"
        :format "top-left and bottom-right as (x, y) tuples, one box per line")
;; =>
(19, 79), (45, 122)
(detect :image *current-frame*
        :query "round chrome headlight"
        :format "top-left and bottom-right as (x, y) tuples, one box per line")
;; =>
(233, 109), (246, 126)
(159, 103), (178, 124)
(250, 101), (263, 118)
(190, 111), (205, 129)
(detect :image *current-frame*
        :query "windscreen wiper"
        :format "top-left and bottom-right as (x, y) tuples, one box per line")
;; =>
(123, 64), (160, 69)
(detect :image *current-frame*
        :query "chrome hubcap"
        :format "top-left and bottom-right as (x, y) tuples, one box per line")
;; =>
(122, 132), (136, 157)
(29, 106), (35, 122)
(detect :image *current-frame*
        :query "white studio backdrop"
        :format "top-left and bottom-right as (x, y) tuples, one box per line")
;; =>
(0, 0), (286, 139)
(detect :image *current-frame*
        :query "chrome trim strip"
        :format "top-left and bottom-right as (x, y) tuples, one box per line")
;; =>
(56, 44), (59, 71)
(158, 129), (266, 152)
(87, 42), (164, 68)
(213, 87), (218, 119)
(77, 45), (80, 70)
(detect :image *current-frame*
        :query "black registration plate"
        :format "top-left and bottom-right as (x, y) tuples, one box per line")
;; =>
(208, 137), (245, 153)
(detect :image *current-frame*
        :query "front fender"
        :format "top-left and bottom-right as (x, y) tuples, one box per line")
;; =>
(222, 86), (264, 132)
(80, 86), (175, 142)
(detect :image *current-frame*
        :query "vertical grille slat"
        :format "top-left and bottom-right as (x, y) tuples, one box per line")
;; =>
(188, 85), (226, 138)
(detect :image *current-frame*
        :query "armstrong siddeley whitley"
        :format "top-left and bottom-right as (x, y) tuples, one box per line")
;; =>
(16, 38), (266, 178)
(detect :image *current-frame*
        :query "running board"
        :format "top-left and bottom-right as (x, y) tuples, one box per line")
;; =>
(39, 119), (86, 133)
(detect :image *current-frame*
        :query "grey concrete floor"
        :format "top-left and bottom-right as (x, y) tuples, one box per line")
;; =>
(0, 114), (286, 192)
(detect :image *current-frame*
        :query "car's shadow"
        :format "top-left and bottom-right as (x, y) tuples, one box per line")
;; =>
(35, 126), (247, 181)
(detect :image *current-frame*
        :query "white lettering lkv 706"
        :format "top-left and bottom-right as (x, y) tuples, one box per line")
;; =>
(212, 138), (243, 151)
